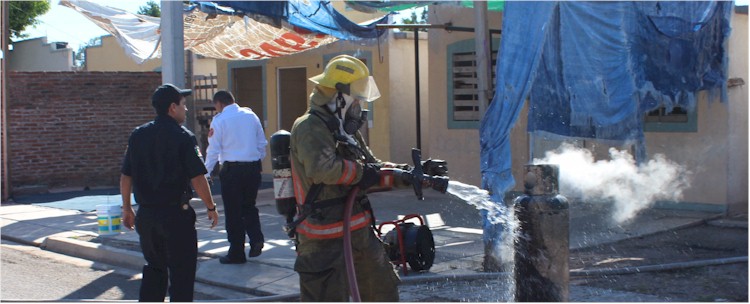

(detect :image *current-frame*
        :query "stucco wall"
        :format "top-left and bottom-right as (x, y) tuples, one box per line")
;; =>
(192, 54), (218, 76)
(7, 37), (74, 71)
(85, 36), (161, 72)
(425, 5), (505, 187)
(725, 10), (748, 214)
(86, 35), (217, 77)
(644, 92), (729, 206)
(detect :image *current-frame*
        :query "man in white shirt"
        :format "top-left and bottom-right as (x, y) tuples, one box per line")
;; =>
(205, 90), (268, 264)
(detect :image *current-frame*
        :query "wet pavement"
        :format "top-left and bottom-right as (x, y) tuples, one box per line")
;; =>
(0, 181), (723, 301)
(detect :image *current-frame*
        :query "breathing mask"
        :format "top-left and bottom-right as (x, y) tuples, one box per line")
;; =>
(327, 92), (369, 137)
(343, 101), (368, 135)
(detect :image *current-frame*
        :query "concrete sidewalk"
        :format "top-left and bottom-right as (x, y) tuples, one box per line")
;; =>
(0, 187), (722, 301)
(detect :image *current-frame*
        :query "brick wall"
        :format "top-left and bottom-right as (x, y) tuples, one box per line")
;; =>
(5, 71), (161, 192)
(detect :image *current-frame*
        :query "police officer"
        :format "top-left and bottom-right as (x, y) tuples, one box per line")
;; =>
(120, 83), (219, 302)
(204, 90), (268, 264)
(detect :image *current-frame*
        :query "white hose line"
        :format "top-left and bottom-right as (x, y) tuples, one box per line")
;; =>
(399, 272), (510, 284)
(570, 256), (748, 277)
(209, 293), (301, 302)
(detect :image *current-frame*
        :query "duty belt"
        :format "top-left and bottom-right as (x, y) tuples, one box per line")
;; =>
(138, 203), (191, 210)
(224, 160), (260, 167)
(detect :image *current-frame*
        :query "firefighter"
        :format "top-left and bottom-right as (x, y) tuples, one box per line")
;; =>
(289, 55), (402, 301)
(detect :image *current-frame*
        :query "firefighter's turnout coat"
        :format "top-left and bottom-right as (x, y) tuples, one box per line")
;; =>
(289, 87), (400, 302)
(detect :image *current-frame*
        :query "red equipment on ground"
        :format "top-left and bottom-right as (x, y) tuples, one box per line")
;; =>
(378, 214), (435, 275)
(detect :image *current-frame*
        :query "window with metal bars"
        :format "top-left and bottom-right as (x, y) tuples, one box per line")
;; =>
(644, 106), (697, 132)
(447, 38), (499, 129)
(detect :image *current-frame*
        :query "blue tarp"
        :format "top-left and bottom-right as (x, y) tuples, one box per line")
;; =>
(480, 1), (732, 221)
(342, 1), (505, 12)
(193, 0), (390, 40)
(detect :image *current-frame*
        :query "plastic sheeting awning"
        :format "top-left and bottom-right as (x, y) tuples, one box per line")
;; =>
(60, 0), (390, 62)
(195, 1), (390, 40)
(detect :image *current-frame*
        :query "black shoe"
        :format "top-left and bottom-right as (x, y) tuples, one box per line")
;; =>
(219, 255), (246, 264)
(248, 243), (264, 258)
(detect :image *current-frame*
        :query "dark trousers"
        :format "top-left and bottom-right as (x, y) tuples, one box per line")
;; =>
(296, 228), (400, 302)
(135, 205), (198, 302)
(220, 161), (264, 258)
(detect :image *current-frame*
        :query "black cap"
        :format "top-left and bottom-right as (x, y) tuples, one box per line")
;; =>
(152, 83), (192, 107)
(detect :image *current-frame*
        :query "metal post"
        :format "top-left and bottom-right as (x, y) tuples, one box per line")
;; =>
(474, 2), (491, 120)
(185, 50), (195, 132)
(414, 28), (421, 150)
(160, 1), (186, 96)
(1, 1), (10, 202)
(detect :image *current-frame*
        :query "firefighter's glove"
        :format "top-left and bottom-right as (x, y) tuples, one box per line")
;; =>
(422, 159), (448, 176)
(358, 163), (381, 190)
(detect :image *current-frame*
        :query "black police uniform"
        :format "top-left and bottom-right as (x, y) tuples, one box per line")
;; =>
(121, 114), (207, 302)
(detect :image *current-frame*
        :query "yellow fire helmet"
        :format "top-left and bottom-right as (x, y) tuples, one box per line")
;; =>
(309, 55), (381, 102)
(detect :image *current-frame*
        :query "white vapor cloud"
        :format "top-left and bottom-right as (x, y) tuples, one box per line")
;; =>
(533, 143), (691, 223)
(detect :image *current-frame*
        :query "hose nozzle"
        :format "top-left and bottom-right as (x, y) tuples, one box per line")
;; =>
(424, 175), (449, 194)
(409, 149), (449, 199)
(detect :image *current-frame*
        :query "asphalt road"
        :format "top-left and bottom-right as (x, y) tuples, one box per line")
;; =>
(1, 239), (141, 300)
(0, 239), (254, 301)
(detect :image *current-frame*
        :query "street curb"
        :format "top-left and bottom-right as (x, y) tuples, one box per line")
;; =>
(708, 218), (749, 229)
(41, 236), (145, 271)
(1, 234), (42, 247)
(37, 235), (295, 298)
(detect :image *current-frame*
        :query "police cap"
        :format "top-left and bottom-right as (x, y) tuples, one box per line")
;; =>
(152, 83), (192, 108)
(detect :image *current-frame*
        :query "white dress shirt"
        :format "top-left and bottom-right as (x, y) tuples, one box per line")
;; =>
(204, 103), (268, 174)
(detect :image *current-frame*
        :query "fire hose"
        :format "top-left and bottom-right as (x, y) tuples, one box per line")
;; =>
(343, 186), (362, 302)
